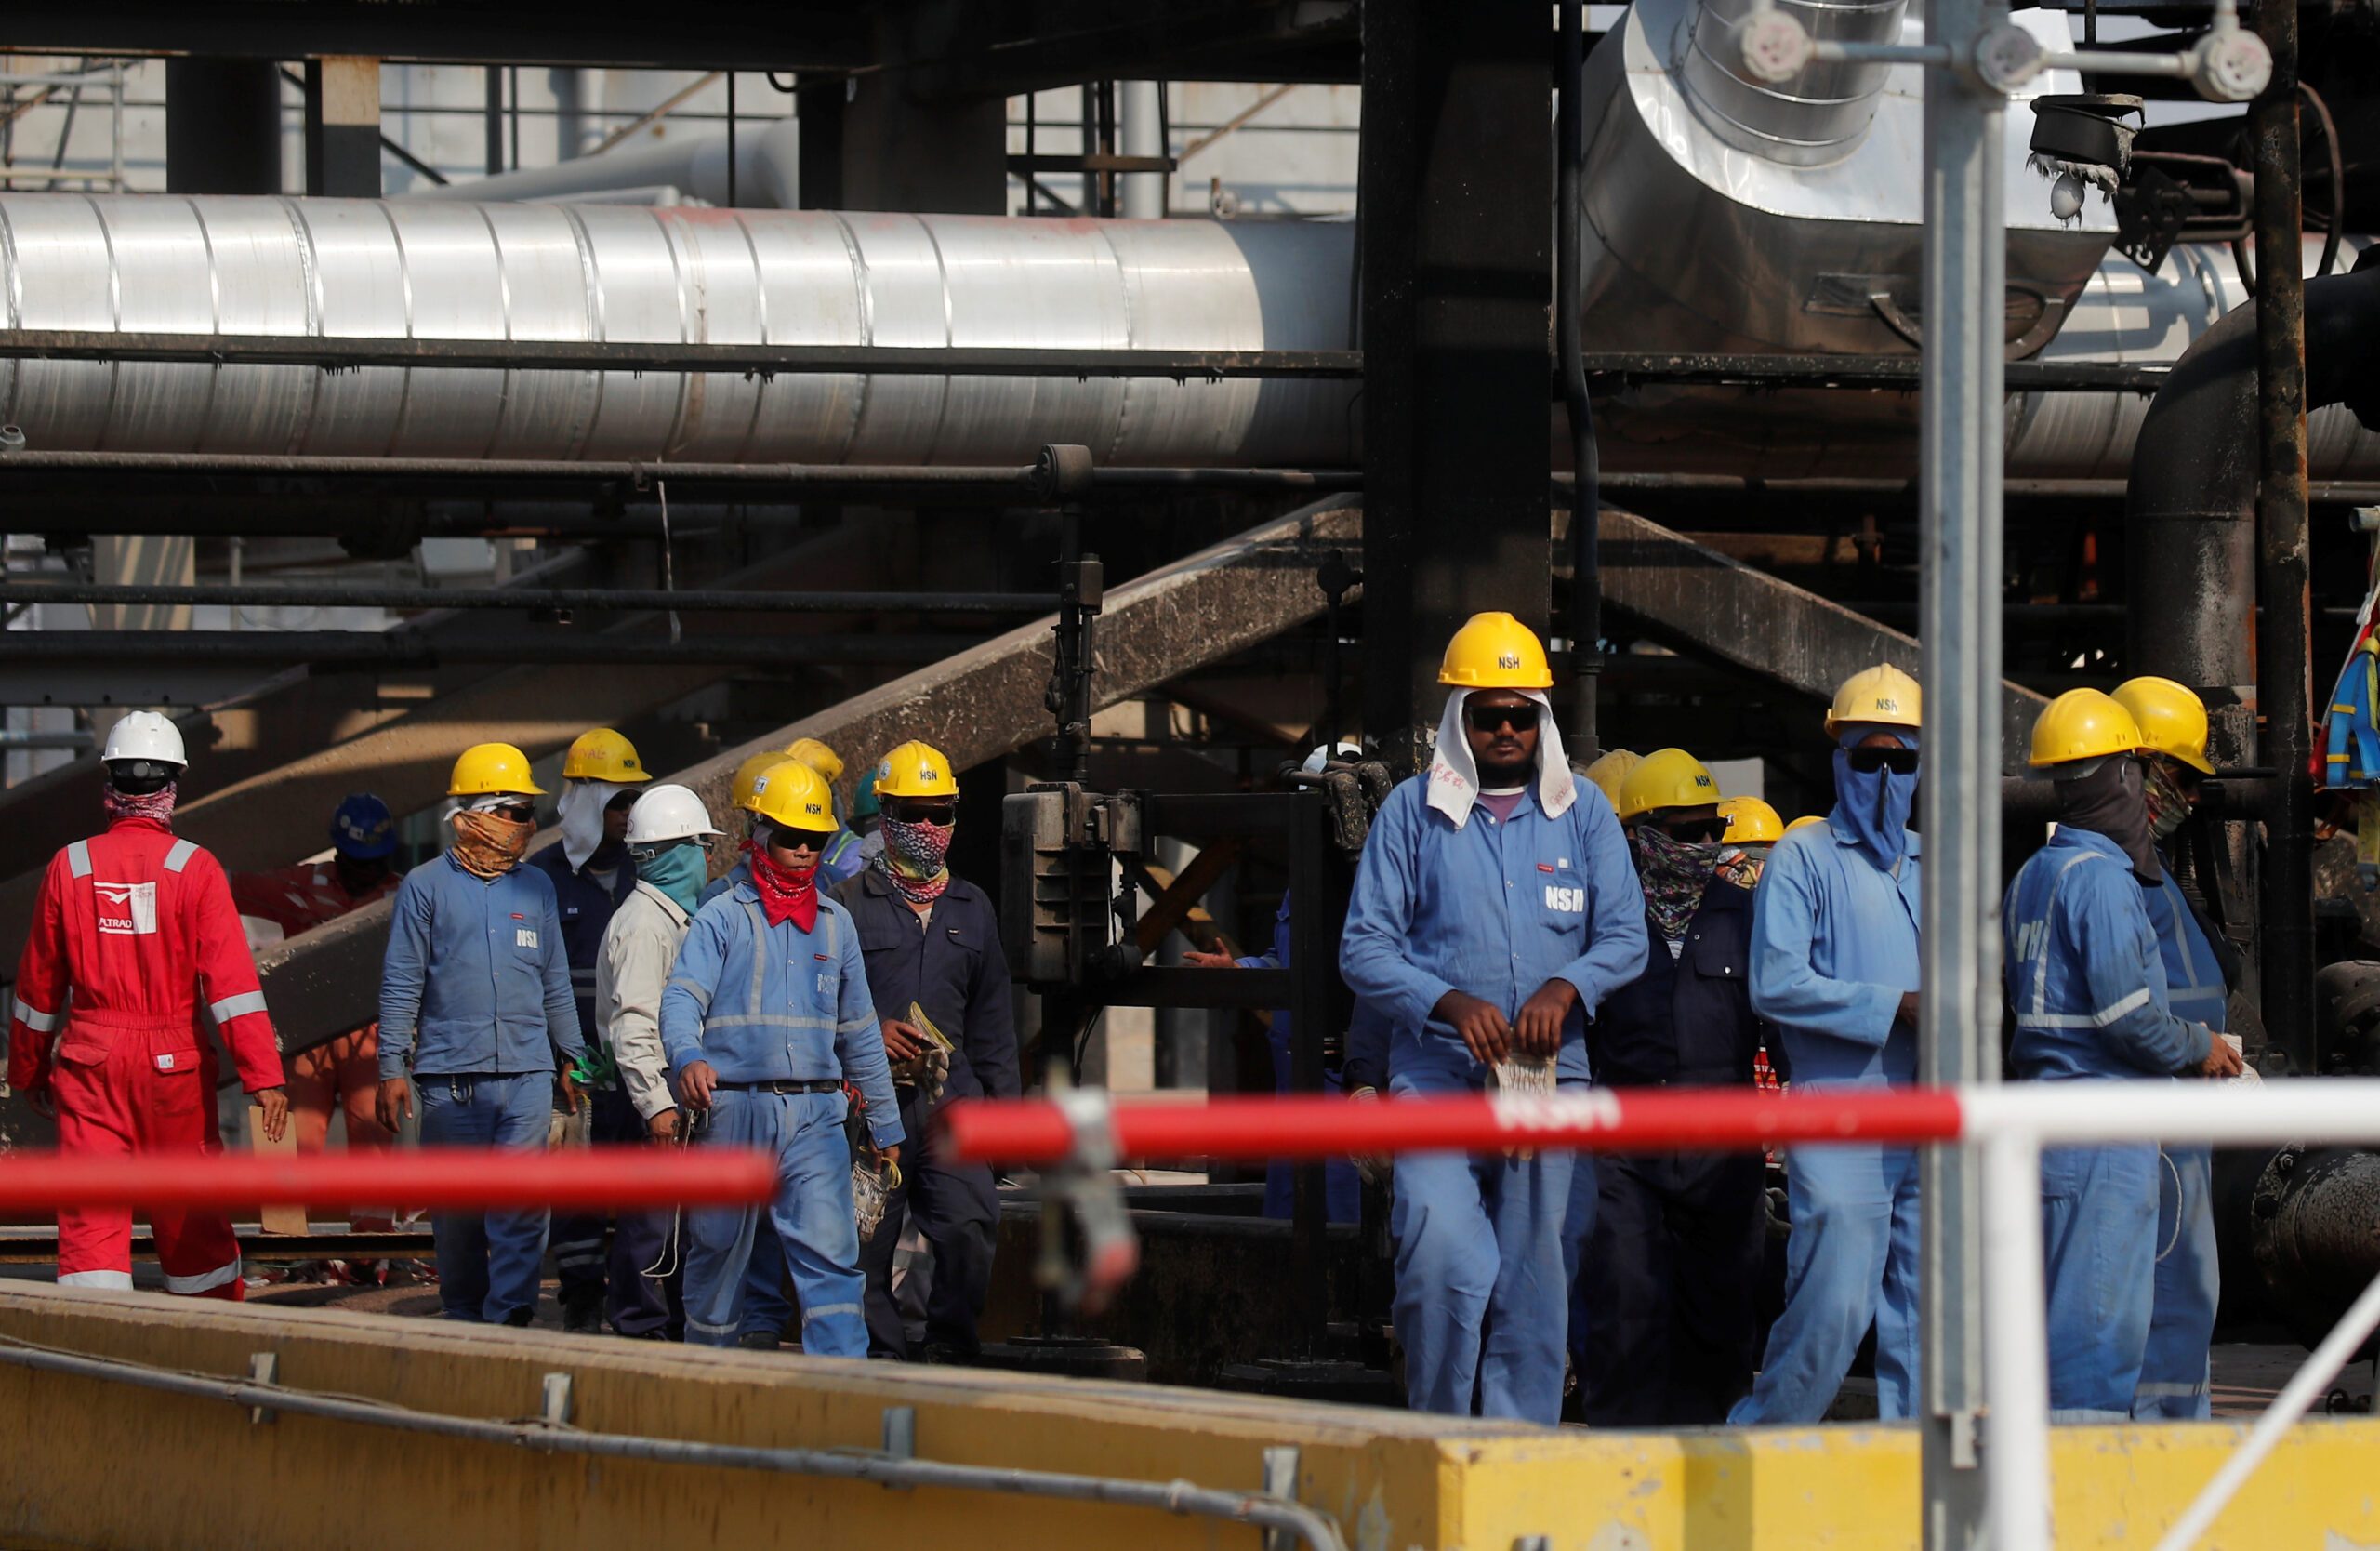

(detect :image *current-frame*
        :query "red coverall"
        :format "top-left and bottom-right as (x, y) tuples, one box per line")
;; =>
(232, 862), (400, 1228)
(7, 816), (284, 1296)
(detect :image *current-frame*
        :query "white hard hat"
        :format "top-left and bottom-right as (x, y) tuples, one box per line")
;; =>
(626, 783), (723, 848)
(100, 710), (186, 768)
(1301, 742), (1362, 775)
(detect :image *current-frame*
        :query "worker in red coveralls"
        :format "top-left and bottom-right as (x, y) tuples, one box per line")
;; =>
(233, 793), (404, 1266)
(7, 711), (289, 1298)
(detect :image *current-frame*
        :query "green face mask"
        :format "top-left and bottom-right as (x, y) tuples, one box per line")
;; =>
(635, 841), (707, 911)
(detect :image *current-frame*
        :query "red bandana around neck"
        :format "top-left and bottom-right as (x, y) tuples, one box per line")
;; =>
(745, 839), (820, 932)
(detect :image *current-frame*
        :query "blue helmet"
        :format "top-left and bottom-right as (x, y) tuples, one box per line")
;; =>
(330, 793), (397, 860)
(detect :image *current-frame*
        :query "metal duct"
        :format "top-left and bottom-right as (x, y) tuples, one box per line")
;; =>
(0, 193), (1356, 469)
(416, 117), (800, 209)
(1680, 0), (1910, 167)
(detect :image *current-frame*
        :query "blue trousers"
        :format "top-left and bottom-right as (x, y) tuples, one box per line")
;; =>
(1390, 1115), (1576, 1423)
(1730, 1141), (1920, 1425)
(2135, 1145), (2218, 1419)
(740, 1230), (794, 1341)
(2042, 1142), (2160, 1421)
(417, 1072), (552, 1324)
(682, 1089), (867, 1357)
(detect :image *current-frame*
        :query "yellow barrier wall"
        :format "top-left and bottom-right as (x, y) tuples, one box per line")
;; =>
(0, 1283), (2373, 1551)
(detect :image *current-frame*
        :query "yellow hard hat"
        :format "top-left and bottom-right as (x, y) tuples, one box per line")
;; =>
(2111, 676), (2214, 776)
(1438, 611), (1554, 691)
(1826, 664), (1923, 737)
(449, 742), (546, 798)
(1719, 796), (1785, 844)
(730, 750), (787, 814)
(782, 736), (845, 785)
(561, 727), (652, 784)
(874, 740), (957, 800)
(2028, 688), (2144, 770)
(1617, 748), (1720, 820)
(748, 759), (838, 835)
(1580, 749), (1642, 810)
(1785, 815), (1828, 835)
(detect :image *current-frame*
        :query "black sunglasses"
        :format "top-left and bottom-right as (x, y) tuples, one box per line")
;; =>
(760, 822), (828, 851)
(1844, 746), (1920, 776)
(1659, 817), (1728, 844)
(1466, 703), (1540, 734)
(891, 802), (959, 828)
(487, 802), (536, 823)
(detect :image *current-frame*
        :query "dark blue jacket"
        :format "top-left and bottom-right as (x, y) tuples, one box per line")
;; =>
(832, 868), (1020, 1104)
(1590, 879), (1778, 1088)
(529, 845), (638, 1045)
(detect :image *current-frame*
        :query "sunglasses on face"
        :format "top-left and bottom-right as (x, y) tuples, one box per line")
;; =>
(1466, 703), (1540, 734)
(1659, 817), (1728, 845)
(487, 803), (536, 824)
(761, 824), (827, 852)
(891, 802), (958, 828)
(1844, 746), (1920, 776)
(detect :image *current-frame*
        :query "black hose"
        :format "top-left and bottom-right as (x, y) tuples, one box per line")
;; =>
(1558, 0), (1603, 757)
(2298, 81), (2343, 281)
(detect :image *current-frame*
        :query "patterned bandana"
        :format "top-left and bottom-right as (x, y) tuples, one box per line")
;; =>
(450, 809), (534, 880)
(876, 814), (954, 907)
(102, 781), (178, 826)
(745, 839), (820, 931)
(1714, 842), (1769, 892)
(2144, 756), (2191, 842)
(1634, 823), (1720, 941)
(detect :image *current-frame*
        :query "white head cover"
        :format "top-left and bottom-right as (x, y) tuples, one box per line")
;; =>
(558, 778), (632, 871)
(1425, 688), (1576, 830)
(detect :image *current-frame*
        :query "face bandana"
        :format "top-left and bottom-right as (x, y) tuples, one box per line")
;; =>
(637, 841), (708, 915)
(103, 781), (178, 827)
(745, 837), (820, 932)
(1634, 823), (1720, 940)
(2143, 756), (2191, 843)
(876, 815), (955, 907)
(450, 808), (535, 880)
(1831, 729), (1921, 871)
(1715, 842), (1770, 892)
(2056, 754), (2162, 882)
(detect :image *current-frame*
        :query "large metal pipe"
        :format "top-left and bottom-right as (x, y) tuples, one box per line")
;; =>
(1681, 0), (1910, 166)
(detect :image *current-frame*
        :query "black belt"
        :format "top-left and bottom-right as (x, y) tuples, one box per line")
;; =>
(713, 1079), (843, 1094)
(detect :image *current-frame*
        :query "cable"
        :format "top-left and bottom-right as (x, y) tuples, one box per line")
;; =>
(2298, 81), (2344, 280)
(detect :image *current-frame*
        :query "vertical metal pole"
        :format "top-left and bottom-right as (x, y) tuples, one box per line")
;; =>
(484, 65), (503, 175)
(1286, 788), (1335, 1354)
(725, 71), (738, 209)
(1557, 0), (1602, 761)
(2251, 0), (2314, 1074)
(1917, 0), (2003, 1544)
(1981, 1128), (2052, 1551)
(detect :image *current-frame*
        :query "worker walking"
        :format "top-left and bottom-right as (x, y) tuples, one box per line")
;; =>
(231, 793), (404, 1266)
(1584, 750), (1776, 1425)
(592, 783), (724, 1339)
(7, 712), (289, 1297)
(834, 740), (1019, 1360)
(1341, 612), (1647, 1424)
(534, 727), (652, 1332)
(663, 759), (904, 1353)
(1730, 665), (1925, 1425)
(2007, 689), (2241, 1419)
(377, 743), (585, 1325)
(2112, 675), (2241, 1420)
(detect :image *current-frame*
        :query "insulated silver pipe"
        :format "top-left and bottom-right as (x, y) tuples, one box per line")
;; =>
(0, 193), (1356, 468)
(1680, 0), (1911, 166)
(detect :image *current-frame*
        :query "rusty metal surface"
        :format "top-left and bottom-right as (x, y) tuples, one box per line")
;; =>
(1572, 508), (2051, 766)
(226, 498), (1361, 1071)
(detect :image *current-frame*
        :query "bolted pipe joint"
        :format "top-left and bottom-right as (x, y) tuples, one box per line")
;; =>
(1736, 7), (1815, 85)
(2188, 27), (2272, 104)
(1971, 23), (2049, 95)
(1034, 444), (1097, 505)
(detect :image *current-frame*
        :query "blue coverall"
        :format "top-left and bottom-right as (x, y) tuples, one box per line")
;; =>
(2136, 860), (2230, 1419)
(528, 844), (646, 1320)
(1341, 775), (1647, 1424)
(1240, 893), (1360, 1225)
(2004, 828), (2213, 1421)
(1729, 816), (1924, 1425)
(1583, 879), (1774, 1425)
(661, 882), (904, 1355)
(378, 852), (584, 1324)
(833, 867), (1019, 1359)
(693, 853), (796, 1340)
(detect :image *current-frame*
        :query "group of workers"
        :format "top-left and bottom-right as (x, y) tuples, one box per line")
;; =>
(0, 606), (2244, 1424)
(7, 714), (1017, 1365)
(1341, 613), (2241, 1426)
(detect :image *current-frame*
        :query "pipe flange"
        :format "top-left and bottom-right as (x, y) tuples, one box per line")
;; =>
(2188, 28), (2271, 103)
(1972, 23), (2048, 95)
(1737, 10), (1814, 86)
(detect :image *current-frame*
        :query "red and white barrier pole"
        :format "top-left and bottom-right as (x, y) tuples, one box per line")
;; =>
(0, 1147), (777, 1213)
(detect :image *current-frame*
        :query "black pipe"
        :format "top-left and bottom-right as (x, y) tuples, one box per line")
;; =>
(0, 631), (985, 669)
(0, 583), (1057, 616)
(1558, 0), (1601, 756)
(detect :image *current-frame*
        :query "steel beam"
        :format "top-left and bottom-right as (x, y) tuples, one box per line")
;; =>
(0, 583), (1055, 617)
(1574, 508), (2048, 762)
(237, 498), (1361, 1067)
(1356, 0), (1555, 767)
(0, 630), (985, 680)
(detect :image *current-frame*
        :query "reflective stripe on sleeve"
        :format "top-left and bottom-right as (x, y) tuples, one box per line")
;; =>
(208, 989), (270, 1023)
(14, 1001), (58, 1033)
(668, 976), (715, 1013)
(66, 841), (91, 879)
(164, 839), (199, 873)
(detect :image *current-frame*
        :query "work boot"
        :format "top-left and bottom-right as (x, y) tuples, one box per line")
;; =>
(735, 1330), (781, 1352)
(503, 1307), (536, 1328)
(562, 1289), (604, 1334)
